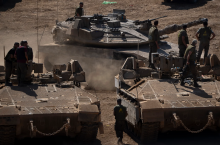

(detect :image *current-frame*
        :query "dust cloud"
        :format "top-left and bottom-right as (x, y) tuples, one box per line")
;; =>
(41, 46), (124, 91)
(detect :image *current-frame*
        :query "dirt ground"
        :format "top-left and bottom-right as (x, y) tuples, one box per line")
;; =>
(1, 0), (220, 144)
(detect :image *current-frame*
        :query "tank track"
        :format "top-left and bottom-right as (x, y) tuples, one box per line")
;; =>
(140, 122), (160, 143)
(78, 122), (99, 142)
(0, 125), (16, 145)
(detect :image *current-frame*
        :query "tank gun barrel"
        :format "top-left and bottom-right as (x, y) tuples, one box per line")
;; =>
(134, 16), (167, 25)
(159, 18), (208, 36)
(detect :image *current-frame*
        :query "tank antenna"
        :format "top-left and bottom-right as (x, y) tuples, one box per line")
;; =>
(37, 0), (39, 64)
(57, 0), (59, 22)
(3, 46), (5, 58)
(137, 39), (139, 60)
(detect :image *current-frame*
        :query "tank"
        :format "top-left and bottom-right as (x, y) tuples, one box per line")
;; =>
(51, 9), (207, 47)
(115, 55), (220, 143)
(0, 59), (103, 145)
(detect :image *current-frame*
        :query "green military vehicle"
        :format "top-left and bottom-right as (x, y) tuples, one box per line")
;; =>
(115, 55), (220, 143)
(0, 60), (103, 144)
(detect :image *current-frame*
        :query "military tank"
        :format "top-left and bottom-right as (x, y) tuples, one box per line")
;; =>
(51, 9), (207, 47)
(0, 59), (103, 145)
(115, 55), (220, 143)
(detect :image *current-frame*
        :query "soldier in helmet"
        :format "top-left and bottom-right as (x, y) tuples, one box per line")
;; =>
(114, 98), (127, 145)
(181, 39), (201, 88)
(4, 42), (19, 86)
(75, 2), (84, 17)
(148, 20), (160, 69)
(196, 21), (215, 62)
(178, 24), (189, 57)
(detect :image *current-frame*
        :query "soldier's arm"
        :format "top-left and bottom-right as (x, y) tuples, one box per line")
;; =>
(14, 51), (17, 59)
(210, 32), (216, 40)
(182, 36), (187, 47)
(155, 30), (160, 49)
(187, 51), (192, 65)
(195, 33), (200, 41)
(195, 28), (201, 41)
(24, 48), (28, 62)
(125, 110), (128, 117)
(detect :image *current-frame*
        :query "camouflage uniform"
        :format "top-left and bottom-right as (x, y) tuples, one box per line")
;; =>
(148, 26), (160, 66)
(196, 27), (213, 62)
(114, 105), (127, 139)
(178, 29), (189, 57)
(182, 45), (197, 81)
(75, 7), (84, 16)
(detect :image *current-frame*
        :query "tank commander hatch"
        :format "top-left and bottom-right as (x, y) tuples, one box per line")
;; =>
(75, 2), (84, 17)
(181, 39), (201, 88)
(114, 99), (127, 145)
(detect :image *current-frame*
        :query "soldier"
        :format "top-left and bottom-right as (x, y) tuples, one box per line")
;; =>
(196, 21), (215, 62)
(14, 41), (28, 87)
(148, 20), (160, 69)
(4, 42), (19, 86)
(21, 40), (33, 61)
(181, 39), (201, 87)
(75, 2), (84, 17)
(178, 24), (189, 57)
(114, 99), (127, 145)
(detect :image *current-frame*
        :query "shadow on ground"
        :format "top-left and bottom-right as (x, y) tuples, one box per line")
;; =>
(15, 137), (102, 145)
(161, 0), (212, 10)
(0, 0), (22, 11)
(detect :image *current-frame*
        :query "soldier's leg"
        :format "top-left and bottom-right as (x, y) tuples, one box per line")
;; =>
(204, 43), (210, 60)
(181, 64), (190, 86)
(197, 42), (204, 62)
(149, 44), (153, 66)
(179, 45), (186, 58)
(5, 61), (12, 83)
(19, 63), (27, 85)
(190, 64), (201, 87)
(17, 63), (21, 85)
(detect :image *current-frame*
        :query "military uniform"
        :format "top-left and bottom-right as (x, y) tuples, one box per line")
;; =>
(15, 46), (28, 85)
(75, 7), (84, 16)
(182, 45), (198, 82)
(148, 26), (160, 66)
(178, 29), (189, 57)
(4, 47), (16, 83)
(196, 27), (213, 62)
(114, 104), (127, 139)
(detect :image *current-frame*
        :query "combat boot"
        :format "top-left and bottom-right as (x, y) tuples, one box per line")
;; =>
(194, 81), (201, 88)
(117, 137), (124, 145)
(180, 78), (185, 86)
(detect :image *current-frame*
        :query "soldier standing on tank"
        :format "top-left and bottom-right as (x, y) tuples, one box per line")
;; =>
(181, 39), (201, 88)
(14, 41), (28, 87)
(196, 21), (215, 62)
(75, 2), (84, 17)
(148, 20), (160, 69)
(4, 42), (19, 86)
(114, 99), (127, 145)
(22, 40), (33, 61)
(178, 25), (189, 57)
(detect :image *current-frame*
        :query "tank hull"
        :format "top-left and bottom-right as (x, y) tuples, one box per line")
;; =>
(0, 84), (102, 143)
